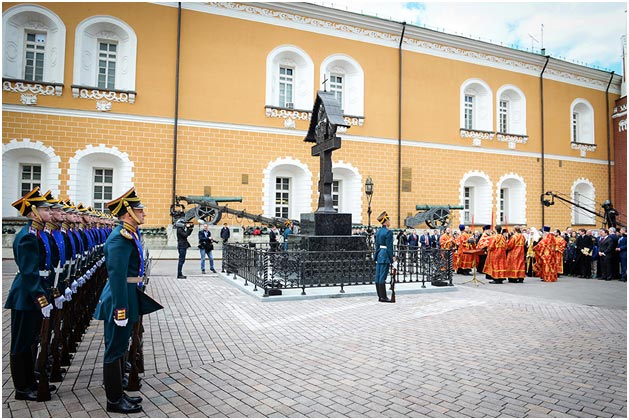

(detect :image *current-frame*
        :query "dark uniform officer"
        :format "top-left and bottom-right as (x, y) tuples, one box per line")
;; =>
(94, 187), (162, 414)
(373, 211), (394, 303)
(5, 187), (55, 401)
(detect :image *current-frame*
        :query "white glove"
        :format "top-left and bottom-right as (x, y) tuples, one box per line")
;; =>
(41, 303), (53, 318)
(114, 318), (128, 327)
(54, 295), (65, 309)
(78, 276), (85, 286)
(71, 280), (78, 293)
(64, 287), (73, 301)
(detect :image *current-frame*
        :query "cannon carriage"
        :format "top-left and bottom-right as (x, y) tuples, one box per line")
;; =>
(169, 194), (300, 228)
(404, 204), (464, 231)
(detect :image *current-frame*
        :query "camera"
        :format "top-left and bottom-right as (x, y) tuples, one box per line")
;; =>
(174, 219), (193, 229)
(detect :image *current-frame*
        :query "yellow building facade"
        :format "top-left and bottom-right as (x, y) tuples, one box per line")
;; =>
(2, 2), (624, 231)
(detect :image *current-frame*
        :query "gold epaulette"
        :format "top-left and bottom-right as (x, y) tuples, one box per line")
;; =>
(120, 229), (133, 240)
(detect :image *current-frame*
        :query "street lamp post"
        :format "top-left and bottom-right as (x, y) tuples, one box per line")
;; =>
(365, 176), (374, 237)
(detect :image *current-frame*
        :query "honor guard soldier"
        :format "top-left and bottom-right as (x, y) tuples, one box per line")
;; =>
(373, 211), (394, 303)
(5, 187), (56, 401)
(94, 187), (162, 413)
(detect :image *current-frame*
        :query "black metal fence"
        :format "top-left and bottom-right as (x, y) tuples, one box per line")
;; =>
(223, 243), (454, 296)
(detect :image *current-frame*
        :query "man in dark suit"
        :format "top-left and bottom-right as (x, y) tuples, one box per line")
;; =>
(430, 229), (440, 248)
(220, 223), (230, 244)
(608, 227), (620, 279)
(616, 227), (627, 282)
(175, 219), (194, 279)
(418, 229), (430, 248)
(598, 228), (615, 280)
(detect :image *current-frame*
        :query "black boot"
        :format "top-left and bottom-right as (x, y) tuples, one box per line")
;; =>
(123, 392), (143, 404)
(375, 283), (382, 301)
(104, 361), (142, 414)
(11, 353), (37, 401)
(378, 283), (391, 302)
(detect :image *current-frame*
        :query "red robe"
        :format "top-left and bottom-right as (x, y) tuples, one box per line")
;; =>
(505, 232), (526, 279)
(483, 233), (508, 279)
(555, 235), (566, 275)
(456, 232), (476, 270)
(439, 233), (456, 271)
(534, 234), (557, 282)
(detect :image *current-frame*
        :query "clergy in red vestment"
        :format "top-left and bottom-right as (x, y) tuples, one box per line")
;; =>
(534, 226), (558, 282)
(505, 225), (526, 282)
(554, 230), (567, 275)
(483, 225), (508, 284)
(439, 228), (456, 272)
(456, 224), (475, 274)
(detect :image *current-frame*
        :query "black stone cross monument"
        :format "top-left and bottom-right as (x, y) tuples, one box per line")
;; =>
(293, 90), (367, 251)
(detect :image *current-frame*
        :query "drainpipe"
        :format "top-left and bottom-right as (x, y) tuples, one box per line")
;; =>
(397, 22), (406, 228)
(540, 55), (550, 227)
(171, 3), (182, 205)
(605, 71), (614, 201)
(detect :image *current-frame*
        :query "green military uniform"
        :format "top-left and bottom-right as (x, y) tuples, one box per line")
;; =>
(5, 187), (54, 401)
(93, 187), (162, 414)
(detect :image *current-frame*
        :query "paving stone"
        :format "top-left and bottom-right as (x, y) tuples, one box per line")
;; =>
(1, 262), (626, 418)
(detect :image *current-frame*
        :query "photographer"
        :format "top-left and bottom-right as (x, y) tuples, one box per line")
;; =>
(175, 219), (194, 279)
(198, 223), (218, 273)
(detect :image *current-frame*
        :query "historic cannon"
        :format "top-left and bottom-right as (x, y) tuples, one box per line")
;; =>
(404, 204), (464, 231)
(170, 195), (242, 225)
(170, 194), (300, 228)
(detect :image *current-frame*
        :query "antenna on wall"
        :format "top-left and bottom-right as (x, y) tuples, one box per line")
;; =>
(540, 24), (545, 55)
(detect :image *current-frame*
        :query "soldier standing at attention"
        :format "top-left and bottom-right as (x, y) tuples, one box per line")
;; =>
(374, 211), (394, 303)
(5, 187), (55, 401)
(94, 187), (162, 413)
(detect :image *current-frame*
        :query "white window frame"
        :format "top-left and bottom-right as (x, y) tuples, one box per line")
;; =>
(93, 167), (114, 213)
(332, 180), (341, 211)
(266, 45), (313, 110)
(3, 4), (65, 83)
(278, 66), (294, 108)
(570, 99), (594, 144)
(572, 180), (596, 225)
(320, 54), (364, 117)
(329, 74), (343, 109)
(73, 15), (137, 91)
(20, 163), (42, 197)
(496, 85), (527, 135)
(460, 79), (492, 131)
(97, 40), (117, 90)
(499, 187), (508, 224)
(463, 186), (474, 224)
(24, 31), (46, 82)
(499, 99), (509, 134)
(275, 177), (290, 219)
(464, 95), (474, 130)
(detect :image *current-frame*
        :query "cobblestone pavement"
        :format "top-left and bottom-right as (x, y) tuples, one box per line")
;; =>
(2, 259), (626, 418)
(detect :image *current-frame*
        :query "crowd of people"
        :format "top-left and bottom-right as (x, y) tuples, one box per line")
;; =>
(394, 224), (627, 284)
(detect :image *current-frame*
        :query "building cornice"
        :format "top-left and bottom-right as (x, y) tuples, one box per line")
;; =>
(154, 2), (622, 94)
(3, 104), (613, 166)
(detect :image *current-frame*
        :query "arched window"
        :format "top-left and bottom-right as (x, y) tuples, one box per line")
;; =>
(263, 158), (313, 219)
(571, 179), (596, 225)
(570, 99), (594, 144)
(460, 171), (492, 226)
(3, 139), (61, 217)
(68, 145), (134, 209)
(320, 54), (364, 117)
(73, 15), (137, 91)
(331, 161), (362, 223)
(496, 85), (526, 135)
(496, 174), (527, 225)
(265, 45), (314, 110)
(2, 4), (66, 83)
(460, 79), (492, 132)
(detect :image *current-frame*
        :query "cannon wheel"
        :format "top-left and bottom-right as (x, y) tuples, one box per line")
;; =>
(195, 206), (223, 225)
(425, 207), (451, 230)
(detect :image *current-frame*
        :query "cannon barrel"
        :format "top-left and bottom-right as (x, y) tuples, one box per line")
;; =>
(178, 195), (242, 204)
(415, 204), (464, 210)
